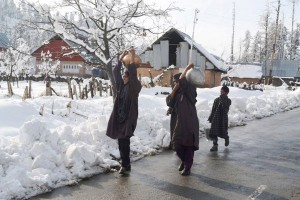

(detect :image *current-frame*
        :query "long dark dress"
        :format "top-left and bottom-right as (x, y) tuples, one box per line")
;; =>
(166, 77), (199, 150)
(208, 95), (231, 139)
(106, 61), (142, 139)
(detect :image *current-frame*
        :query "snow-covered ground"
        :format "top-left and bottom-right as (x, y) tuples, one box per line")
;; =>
(0, 80), (300, 199)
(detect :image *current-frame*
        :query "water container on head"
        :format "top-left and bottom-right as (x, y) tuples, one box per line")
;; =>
(186, 67), (205, 88)
(122, 52), (142, 68)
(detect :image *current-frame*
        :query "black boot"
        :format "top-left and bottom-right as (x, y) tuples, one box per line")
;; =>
(210, 145), (218, 152)
(225, 138), (229, 147)
(181, 168), (191, 176)
(178, 162), (184, 171)
(119, 165), (131, 174)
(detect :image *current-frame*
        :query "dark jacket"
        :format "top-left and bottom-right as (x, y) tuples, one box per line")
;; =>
(208, 95), (231, 138)
(166, 77), (199, 150)
(106, 61), (142, 139)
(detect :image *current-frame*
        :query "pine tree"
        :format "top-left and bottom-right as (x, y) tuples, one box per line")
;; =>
(276, 22), (288, 60)
(294, 24), (300, 59)
(241, 30), (252, 63)
(250, 31), (263, 63)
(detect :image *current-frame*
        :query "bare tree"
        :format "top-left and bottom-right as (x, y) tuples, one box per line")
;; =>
(268, 0), (281, 83)
(260, 3), (271, 84)
(24, 0), (178, 98)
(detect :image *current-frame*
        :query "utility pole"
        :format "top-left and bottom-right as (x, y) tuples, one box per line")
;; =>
(230, 2), (236, 63)
(268, 0), (281, 84)
(290, 0), (296, 60)
(189, 8), (199, 64)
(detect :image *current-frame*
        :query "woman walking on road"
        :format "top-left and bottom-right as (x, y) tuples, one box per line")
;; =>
(106, 49), (142, 175)
(208, 86), (231, 152)
(166, 63), (199, 176)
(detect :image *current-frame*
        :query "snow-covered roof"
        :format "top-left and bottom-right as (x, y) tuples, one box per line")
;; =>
(0, 32), (10, 49)
(64, 38), (102, 65)
(175, 29), (226, 72)
(226, 64), (262, 78)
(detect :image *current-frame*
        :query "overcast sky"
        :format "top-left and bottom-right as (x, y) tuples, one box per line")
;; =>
(146, 0), (300, 60)
(35, 0), (300, 61)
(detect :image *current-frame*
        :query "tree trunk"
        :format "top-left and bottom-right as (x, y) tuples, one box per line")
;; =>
(84, 86), (88, 99)
(78, 83), (82, 99)
(73, 84), (78, 100)
(67, 77), (73, 99)
(7, 80), (13, 96)
(105, 62), (116, 99)
(22, 86), (29, 100)
(29, 80), (32, 98)
(89, 81), (94, 98)
(99, 80), (102, 97)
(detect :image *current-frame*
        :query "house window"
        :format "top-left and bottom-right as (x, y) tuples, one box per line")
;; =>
(61, 63), (80, 74)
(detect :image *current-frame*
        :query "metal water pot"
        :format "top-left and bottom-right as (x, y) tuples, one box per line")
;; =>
(186, 67), (205, 88)
(122, 52), (142, 68)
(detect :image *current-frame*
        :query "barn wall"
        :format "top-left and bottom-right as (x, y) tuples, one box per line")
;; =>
(204, 70), (222, 88)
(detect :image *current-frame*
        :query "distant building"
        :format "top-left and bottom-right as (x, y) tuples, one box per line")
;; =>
(262, 59), (300, 79)
(138, 28), (226, 88)
(262, 59), (300, 86)
(224, 63), (263, 84)
(31, 34), (105, 78)
(0, 32), (10, 51)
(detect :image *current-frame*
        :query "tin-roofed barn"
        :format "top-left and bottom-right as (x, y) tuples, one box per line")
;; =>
(138, 28), (226, 88)
(262, 59), (300, 85)
(0, 32), (10, 51)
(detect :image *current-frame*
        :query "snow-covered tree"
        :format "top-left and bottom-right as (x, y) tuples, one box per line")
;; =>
(24, 0), (177, 97)
(39, 50), (61, 77)
(268, 0), (281, 79)
(241, 30), (252, 63)
(250, 31), (263, 63)
(288, 0), (298, 60)
(0, 38), (32, 95)
(293, 24), (300, 59)
(276, 22), (288, 60)
(259, 2), (272, 71)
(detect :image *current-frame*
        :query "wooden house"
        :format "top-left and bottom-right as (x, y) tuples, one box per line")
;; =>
(31, 34), (103, 78)
(138, 28), (226, 87)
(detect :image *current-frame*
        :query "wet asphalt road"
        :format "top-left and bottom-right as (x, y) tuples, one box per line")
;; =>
(31, 108), (300, 200)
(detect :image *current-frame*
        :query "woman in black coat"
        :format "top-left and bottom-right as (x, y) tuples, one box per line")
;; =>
(106, 49), (141, 174)
(166, 63), (199, 176)
(208, 86), (231, 152)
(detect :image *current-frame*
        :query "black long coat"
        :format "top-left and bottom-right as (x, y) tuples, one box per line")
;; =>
(106, 61), (141, 139)
(208, 95), (231, 138)
(166, 77), (199, 150)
